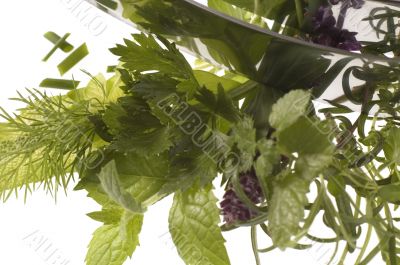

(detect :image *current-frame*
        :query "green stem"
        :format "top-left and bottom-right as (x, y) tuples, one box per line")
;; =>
(294, 0), (304, 26)
(355, 199), (373, 264)
(251, 226), (261, 265)
(338, 245), (349, 265)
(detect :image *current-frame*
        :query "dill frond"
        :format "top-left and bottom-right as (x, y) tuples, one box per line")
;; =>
(0, 88), (99, 201)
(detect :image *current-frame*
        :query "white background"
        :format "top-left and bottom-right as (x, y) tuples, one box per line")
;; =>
(0, 1), (380, 265)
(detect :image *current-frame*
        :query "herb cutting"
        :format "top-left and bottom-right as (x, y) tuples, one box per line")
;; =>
(2, 0), (400, 264)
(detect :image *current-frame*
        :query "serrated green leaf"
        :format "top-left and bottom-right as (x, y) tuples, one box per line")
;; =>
(269, 90), (311, 132)
(110, 34), (194, 82)
(112, 126), (173, 156)
(102, 95), (174, 156)
(255, 139), (279, 179)
(254, 139), (280, 200)
(98, 160), (146, 213)
(86, 212), (143, 265)
(193, 70), (240, 93)
(268, 173), (309, 249)
(228, 116), (257, 171)
(169, 185), (231, 265)
(195, 84), (240, 122)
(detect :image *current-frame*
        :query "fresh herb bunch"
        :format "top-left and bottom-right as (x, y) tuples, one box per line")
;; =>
(2, 0), (400, 264)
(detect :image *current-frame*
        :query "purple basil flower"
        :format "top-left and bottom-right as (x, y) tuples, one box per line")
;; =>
(220, 171), (264, 224)
(313, 6), (336, 30)
(311, 6), (362, 51)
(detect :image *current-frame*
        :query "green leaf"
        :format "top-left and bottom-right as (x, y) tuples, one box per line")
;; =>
(87, 208), (124, 224)
(277, 116), (334, 156)
(169, 149), (218, 189)
(378, 185), (400, 203)
(295, 153), (333, 181)
(254, 139), (280, 199)
(217, 0), (288, 19)
(0, 90), (96, 200)
(102, 96), (174, 156)
(383, 127), (400, 165)
(169, 185), (231, 265)
(193, 70), (240, 93)
(268, 173), (309, 249)
(269, 89), (311, 132)
(255, 139), (279, 179)
(77, 151), (183, 209)
(228, 116), (257, 171)
(98, 160), (146, 213)
(327, 175), (346, 197)
(67, 73), (124, 104)
(115, 152), (182, 205)
(208, 0), (247, 21)
(111, 126), (173, 156)
(195, 84), (240, 122)
(86, 212), (143, 265)
(110, 34), (194, 81)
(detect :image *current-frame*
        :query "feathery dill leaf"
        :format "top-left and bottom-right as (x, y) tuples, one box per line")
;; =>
(0, 88), (98, 201)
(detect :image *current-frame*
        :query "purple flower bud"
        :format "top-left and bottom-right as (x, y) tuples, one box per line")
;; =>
(313, 6), (336, 30)
(220, 171), (264, 224)
(311, 6), (362, 51)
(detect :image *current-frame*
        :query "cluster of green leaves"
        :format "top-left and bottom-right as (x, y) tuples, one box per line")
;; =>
(72, 33), (246, 265)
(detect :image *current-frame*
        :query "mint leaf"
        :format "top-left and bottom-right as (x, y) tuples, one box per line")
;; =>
(268, 173), (309, 249)
(98, 160), (146, 213)
(87, 208), (124, 225)
(255, 139), (280, 178)
(295, 153), (333, 181)
(86, 212), (143, 265)
(269, 90), (311, 132)
(277, 116), (334, 155)
(169, 185), (231, 265)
